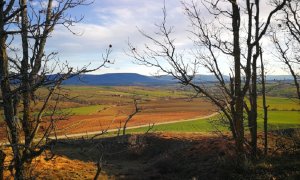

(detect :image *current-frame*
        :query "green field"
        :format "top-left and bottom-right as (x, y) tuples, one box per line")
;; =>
(257, 96), (300, 111)
(128, 96), (300, 133)
(127, 111), (299, 134)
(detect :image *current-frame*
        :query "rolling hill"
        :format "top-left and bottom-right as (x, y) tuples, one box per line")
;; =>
(62, 73), (172, 86)
(54, 73), (294, 86)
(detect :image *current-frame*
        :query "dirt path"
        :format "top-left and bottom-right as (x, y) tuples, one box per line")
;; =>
(0, 112), (218, 145)
(52, 112), (219, 139)
(0, 112), (218, 146)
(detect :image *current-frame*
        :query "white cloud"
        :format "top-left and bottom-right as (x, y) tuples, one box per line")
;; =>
(43, 0), (290, 75)
(45, 0), (191, 74)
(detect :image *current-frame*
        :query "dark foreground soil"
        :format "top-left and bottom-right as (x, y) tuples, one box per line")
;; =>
(53, 133), (233, 180)
(3, 132), (300, 179)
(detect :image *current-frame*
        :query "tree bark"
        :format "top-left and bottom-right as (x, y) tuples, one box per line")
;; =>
(232, 0), (244, 154)
(260, 48), (268, 155)
(20, 0), (33, 151)
(0, 1), (24, 179)
(0, 150), (6, 180)
(248, 0), (261, 158)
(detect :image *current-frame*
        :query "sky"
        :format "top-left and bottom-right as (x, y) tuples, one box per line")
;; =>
(44, 0), (289, 75)
(47, 0), (185, 75)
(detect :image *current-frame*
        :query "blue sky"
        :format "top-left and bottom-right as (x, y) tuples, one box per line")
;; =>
(44, 0), (288, 75)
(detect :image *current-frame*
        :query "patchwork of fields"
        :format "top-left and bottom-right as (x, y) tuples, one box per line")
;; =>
(0, 86), (215, 139)
(0, 85), (299, 139)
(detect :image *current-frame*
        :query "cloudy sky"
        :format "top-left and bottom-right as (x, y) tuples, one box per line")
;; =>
(45, 0), (288, 75)
(46, 0), (182, 75)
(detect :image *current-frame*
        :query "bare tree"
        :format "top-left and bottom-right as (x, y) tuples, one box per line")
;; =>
(271, 0), (300, 99)
(128, 0), (286, 156)
(123, 98), (141, 136)
(93, 145), (103, 180)
(0, 0), (111, 179)
(260, 47), (269, 155)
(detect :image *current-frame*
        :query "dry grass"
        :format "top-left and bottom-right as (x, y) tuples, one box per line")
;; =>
(3, 150), (106, 179)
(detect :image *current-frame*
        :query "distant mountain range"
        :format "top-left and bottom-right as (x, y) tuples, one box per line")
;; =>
(60, 73), (294, 86)
(61, 73), (171, 86)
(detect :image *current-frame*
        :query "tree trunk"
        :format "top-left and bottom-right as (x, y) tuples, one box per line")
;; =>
(260, 48), (268, 155)
(248, 0), (261, 158)
(232, 0), (244, 154)
(249, 53), (258, 157)
(0, 2), (24, 179)
(20, 0), (33, 150)
(0, 150), (5, 180)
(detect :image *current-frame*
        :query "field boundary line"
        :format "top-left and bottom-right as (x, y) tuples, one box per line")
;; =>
(0, 112), (218, 145)
(52, 112), (219, 139)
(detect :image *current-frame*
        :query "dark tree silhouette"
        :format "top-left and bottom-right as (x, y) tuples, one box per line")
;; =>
(0, 0), (111, 179)
(129, 0), (287, 156)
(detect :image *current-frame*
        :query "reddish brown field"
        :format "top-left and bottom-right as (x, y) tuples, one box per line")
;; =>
(0, 97), (215, 140)
(54, 98), (215, 135)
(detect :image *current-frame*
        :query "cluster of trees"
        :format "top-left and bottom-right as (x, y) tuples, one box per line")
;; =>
(129, 0), (299, 158)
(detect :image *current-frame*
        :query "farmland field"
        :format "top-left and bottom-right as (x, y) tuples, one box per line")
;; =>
(0, 85), (216, 139)
(0, 85), (299, 140)
(1, 85), (299, 179)
(128, 96), (300, 133)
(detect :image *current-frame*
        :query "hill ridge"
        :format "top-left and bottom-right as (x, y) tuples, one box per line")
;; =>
(56, 73), (294, 86)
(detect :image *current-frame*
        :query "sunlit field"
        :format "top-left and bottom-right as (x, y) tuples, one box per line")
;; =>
(1, 84), (299, 180)
(1, 85), (299, 139)
(128, 96), (300, 133)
